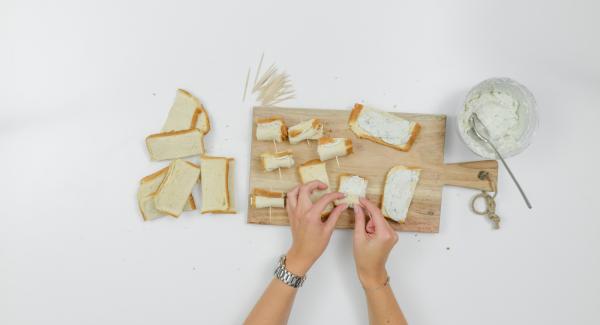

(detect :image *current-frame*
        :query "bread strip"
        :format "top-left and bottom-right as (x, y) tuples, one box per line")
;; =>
(381, 165), (421, 223)
(200, 156), (236, 214)
(250, 188), (285, 208)
(335, 175), (368, 208)
(162, 89), (210, 134)
(256, 117), (288, 142)
(260, 150), (295, 172)
(288, 118), (323, 144)
(137, 167), (195, 221)
(153, 160), (200, 217)
(297, 159), (332, 215)
(317, 137), (353, 161)
(146, 128), (204, 161)
(348, 103), (420, 151)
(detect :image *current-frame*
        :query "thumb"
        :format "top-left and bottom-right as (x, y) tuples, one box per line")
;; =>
(325, 204), (347, 232)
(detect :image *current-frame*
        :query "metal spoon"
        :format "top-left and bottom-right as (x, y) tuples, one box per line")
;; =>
(469, 113), (532, 209)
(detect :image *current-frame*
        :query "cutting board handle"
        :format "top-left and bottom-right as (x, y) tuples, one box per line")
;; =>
(441, 160), (498, 191)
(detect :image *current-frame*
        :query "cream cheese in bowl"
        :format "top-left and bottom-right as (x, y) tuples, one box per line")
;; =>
(458, 78), (538, 159)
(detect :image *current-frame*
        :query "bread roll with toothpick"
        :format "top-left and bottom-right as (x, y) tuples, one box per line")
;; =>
(317, 137), (353, 161)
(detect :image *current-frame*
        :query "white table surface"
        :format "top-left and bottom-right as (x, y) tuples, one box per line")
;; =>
(2, 1), (599, 324)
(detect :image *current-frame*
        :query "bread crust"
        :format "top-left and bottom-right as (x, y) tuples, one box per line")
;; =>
(288, 118), (321, 139)
(380, 165), (421, 223)
(250, 188), (285, 208)
(191, 105), (211, 134)
(348, 103), (421, 152)
(256, 116), (288, 141)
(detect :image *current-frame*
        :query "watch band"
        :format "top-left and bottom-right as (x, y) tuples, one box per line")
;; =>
(274, 255), (306, 288)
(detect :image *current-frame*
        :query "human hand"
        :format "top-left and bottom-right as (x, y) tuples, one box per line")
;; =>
(353, 197), (399, 289)
(285, 181), (347, 276)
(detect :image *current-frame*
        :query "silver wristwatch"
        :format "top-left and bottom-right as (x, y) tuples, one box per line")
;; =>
(274, 255), (306, 288)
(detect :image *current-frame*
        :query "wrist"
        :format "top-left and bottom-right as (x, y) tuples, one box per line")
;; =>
(358, 269), (389, 289)
(285, 248), (314, 276)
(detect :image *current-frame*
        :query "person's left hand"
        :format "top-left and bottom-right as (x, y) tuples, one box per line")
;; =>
(285, 181), (347, 275)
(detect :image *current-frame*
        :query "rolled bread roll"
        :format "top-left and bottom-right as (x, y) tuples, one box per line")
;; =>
(317, 137), (353, 161)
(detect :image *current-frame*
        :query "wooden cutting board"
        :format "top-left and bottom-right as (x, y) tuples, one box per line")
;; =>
(247, 106), (498, 233)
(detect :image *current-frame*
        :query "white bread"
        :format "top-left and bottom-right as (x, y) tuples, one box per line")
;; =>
(288, 118), (324, 144)
(260, 150), (295, 172)
(335, 175), (367, 208)
(256, 117), (288, 142)
(348, 103), (421, 152)
(200, 156), (236, 214)
(317, 137), (353, 161)
(297, 159), (333, 215)
(137, 167), (196, 221)
(146, 128), (205, 161)
(381, 165), (421, 223)
(250, 188), (285, 208)
(153, 159), (200, 217)
(162, 89), (210, 134)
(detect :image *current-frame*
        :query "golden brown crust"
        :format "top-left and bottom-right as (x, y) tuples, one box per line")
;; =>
(177, 88), (193, 97)
(253, 188), (285, 198)
(146, 128), (200, 139)
(345, 139), (353, 154)
(187, 196), (197, 210)
(280, 123), (288, 141)
(299, 159), (323, 168)
(312, 118), (322, 130)
(256, 116), (285, 124)
(202, 209), (237, 214)
(190, 104), (211, 134)
(318, 136), (335, 145)
(288, 128), (301, 138)
(402, 122), (421, 151)
(288, 118), (320, 139)
(140, 167), (168, 184)
(348, 103), (363, 127)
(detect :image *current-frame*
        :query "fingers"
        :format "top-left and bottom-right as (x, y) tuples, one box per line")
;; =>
(298, 180), (328, 200)
(286, 185), (300, 216)
(353, 204), (366, 239)
(312, 192), (345, 214)
(359, 197), (390, 231)
(325, 204), (346, 232)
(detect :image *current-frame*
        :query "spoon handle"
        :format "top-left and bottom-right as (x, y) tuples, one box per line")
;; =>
(489, 143), (532, 209)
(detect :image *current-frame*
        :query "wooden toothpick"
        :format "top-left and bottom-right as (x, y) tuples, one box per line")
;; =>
(242, 67), (250, 101)
(273, 139), (278, 152)
(278, 167), (282, 180)
(306, 139), (310, 145)
(335, 156), (340, 168)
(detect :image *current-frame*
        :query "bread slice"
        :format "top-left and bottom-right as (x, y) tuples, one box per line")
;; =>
(381, 165), (421, 223)
(260, 150), (295, 172)
(288, 118), (324, 144)
(153, 159), (200, 217)
(317, 137), (353, 161)
(200, 156), (236, 214)
(348, 103), (421, 151)
(137, 167), (196, 221)
(146, 128), (205, 161)
(250, 188), (285, 208)
(162, 89), (210, 134)
(335, 175), (367, 208)
(256, 117), (288, 142)
(297, 159), (333, 215)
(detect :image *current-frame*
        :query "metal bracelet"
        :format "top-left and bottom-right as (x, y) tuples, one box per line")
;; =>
(274, 255), (306, 288)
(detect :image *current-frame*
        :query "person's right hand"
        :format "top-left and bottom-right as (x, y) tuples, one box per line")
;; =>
(352, 197), (399, 289)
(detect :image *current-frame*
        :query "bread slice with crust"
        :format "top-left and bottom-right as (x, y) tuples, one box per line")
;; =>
(381, 165), (421, 223)
(348, 103), (420, 152)
(146, 128), (204, 161)
(260, 150), (295, 172)
(288, 118), (324, 144)
(200, 156), (236, 214)
(250, 188), (285, 208)
(137, 167), (196, 221)
(153, 159), (200, 217)
(335, 174), (367, 208)
(317, 137), (353, 161)
(297, 159), (333, 215)
(162, 89), (210, 134)
(256, 117), (288, 142)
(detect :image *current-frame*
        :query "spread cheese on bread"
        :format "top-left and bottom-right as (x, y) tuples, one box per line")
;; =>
(162, 89), (210, 134)
(348, 103), (420, 151)
(250, 188), (285, 208)
(256, 117), (288, 142)
(200, 156), (236, 214)
(381, 165), (421, 222)
(146, 128), (205, 161)
(297, 159), (333, 215)
(335, 175), (367, 208)
(317, 137), (353, 161)
(138, 167), (196, 221)
(260, 150), (295, 172)
(153, 159), (200, 217)
(288, 118), (324, 144)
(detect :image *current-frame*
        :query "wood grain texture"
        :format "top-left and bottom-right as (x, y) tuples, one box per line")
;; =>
(248, 106), (498, 233)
